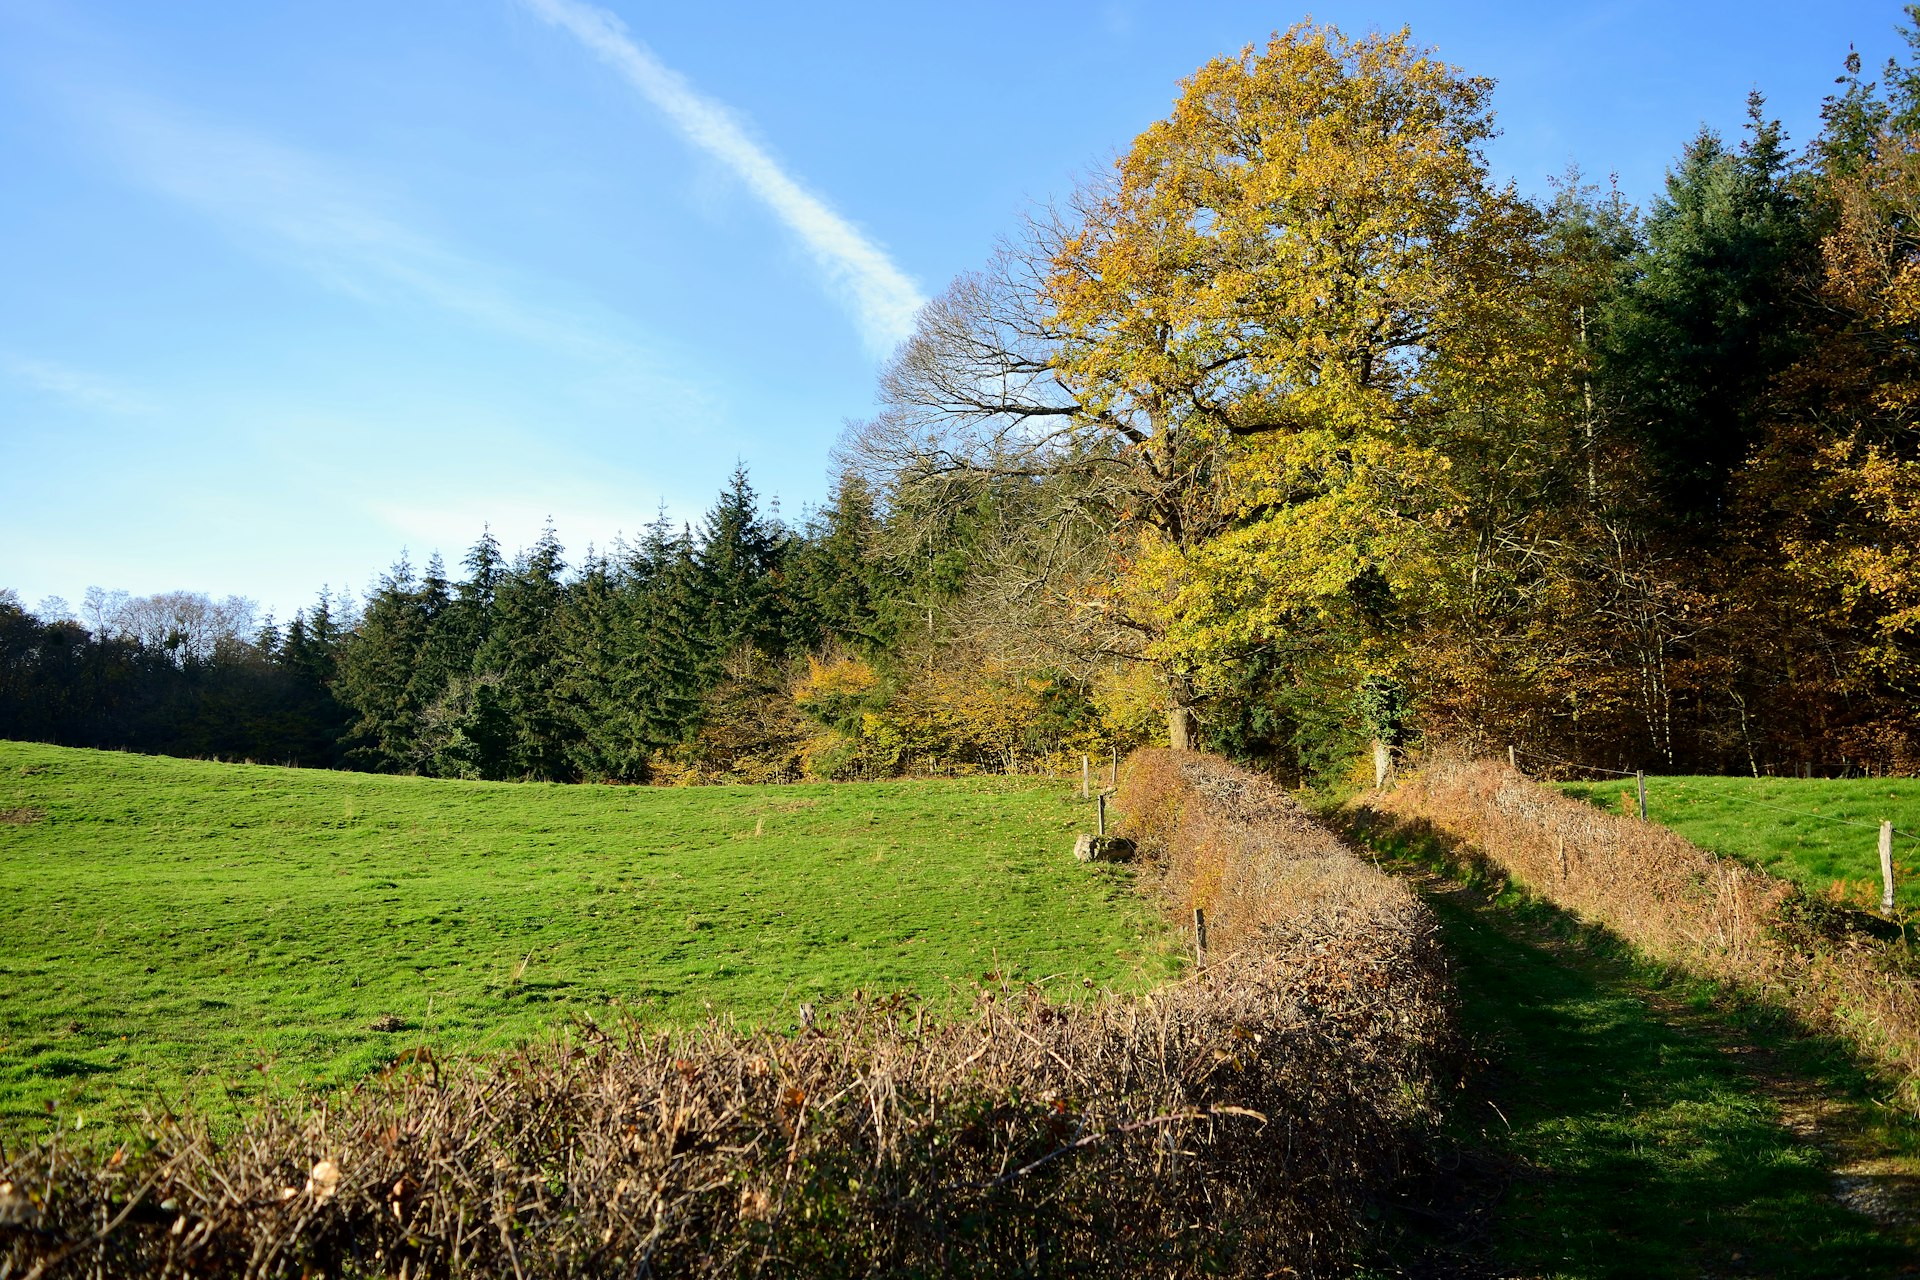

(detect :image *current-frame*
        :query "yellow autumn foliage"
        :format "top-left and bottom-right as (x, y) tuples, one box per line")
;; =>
(1044, 22), (1539, 700)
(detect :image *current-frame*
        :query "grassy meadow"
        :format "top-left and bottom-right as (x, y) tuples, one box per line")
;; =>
(0, 741), (1173, 1131)
(1559, 775), (1920, 912)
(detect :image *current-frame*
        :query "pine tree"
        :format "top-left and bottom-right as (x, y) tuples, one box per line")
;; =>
(1597, 95), (1816, 527)
(634, 516), (708, 754)
(475, 524), (573, 779)
(274, 590), (348, 766)
(335, 555), (439, 770)
(554, 550), (650, 780)
(791, 470), (895, 652)
(404, 553), (457, 708)
(696, 465), (785, 660)
(439, 528), (504, 672)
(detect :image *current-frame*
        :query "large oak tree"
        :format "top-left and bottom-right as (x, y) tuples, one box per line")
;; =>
(852, 22), (1541, 749)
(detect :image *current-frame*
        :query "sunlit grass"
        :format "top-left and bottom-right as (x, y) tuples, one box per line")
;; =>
(1560, 775), (1920, 911)
(0, 741), (1173, 1131)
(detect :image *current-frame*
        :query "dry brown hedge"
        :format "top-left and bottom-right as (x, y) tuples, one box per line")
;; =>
(2, 752), (1450, 1278)
(1363, 753), (1920, 1108)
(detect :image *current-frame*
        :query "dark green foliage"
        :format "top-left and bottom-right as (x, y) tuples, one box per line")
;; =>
(474, 525), (574, 780)
(0, 593), (346, 766)
(1354, 676), (1409, 746)
(1595, 96), (1815, 525)
(789, 470), (894, 654)
(321, 468), (916, 781)
(1816, 8), (1920, 175)
(334, 556), (441, 772)
(629, 516), (710, 757)
(0, 462), (892, 781)
(551, 552), (644, 780)
(695, 465), (790, 660)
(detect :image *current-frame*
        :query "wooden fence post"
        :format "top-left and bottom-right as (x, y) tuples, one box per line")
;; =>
(1508, 744), (1518, 771)
(1881, 820), (1896, 917)
(1557, 831), (1568, 880)
(1098, 793), (1107, 837)
(1082, 754), (1090, 799)
(1373, 739), (1391, 790)
(1636, 771), (1647, 822)
(1193, 907), (1207, 968)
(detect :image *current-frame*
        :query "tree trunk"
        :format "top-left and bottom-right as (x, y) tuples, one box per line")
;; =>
(1168, 706), (1197, 751)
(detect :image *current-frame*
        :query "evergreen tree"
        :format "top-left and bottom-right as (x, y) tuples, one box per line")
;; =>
(554, 550), (650, 780)
(1816, 47), (1892, 177)
(632, 515), (708, 753)
(275, 591), (348, 765)
(405, 553), (457, 708)
(335, 556), (438, 771)
(791, 470), (894, 652)
(696, 465), (786, 660)
(1597, 96), (1817, 527)
(475, 524), (573, 779)
(441, 528), (504, 671)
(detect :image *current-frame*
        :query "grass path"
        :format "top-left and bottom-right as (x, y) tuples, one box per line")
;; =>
(1350, 824), (1920, 1277)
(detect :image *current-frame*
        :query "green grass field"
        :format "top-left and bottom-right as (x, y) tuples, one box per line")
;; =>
(1559, 775), (1920, 912)
(0, 741), (1173, 1131)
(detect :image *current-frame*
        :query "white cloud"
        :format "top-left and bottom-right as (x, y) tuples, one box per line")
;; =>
(519, 0), (926, 355)
(1, 354), (150, 414)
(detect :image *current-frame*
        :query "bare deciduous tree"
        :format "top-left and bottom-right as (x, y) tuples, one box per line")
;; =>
(82, 586), (258, 665)
(841, 222), (1236, 747)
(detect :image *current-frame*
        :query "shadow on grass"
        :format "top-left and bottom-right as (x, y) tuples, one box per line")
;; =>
(1341, 808), (1920, 1279)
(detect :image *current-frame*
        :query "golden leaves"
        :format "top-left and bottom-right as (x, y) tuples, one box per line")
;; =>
(1028, 20), (1538, 705)
(1044, 21), (1523, 433)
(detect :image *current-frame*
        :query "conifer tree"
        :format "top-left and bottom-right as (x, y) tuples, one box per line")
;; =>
(554, 550), (650, 780)
(696, 465), (785, 661)
(273, 591), (349, 766)
(476, 524), (573, 779)
(335, 556), (438, 771)
(634, 515), (708, 753)
(404, 553), (457, 711)
(792, 471), (894, 652)
(1596, 96), (1815, 526)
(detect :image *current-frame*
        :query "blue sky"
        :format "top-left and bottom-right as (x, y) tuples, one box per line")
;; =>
(1, 0), (1910, 621)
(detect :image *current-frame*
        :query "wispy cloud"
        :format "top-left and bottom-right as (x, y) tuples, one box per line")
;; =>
(2, 354), (150, 414)
(87, 97), (695, 380)
(519, 0), (925, 355)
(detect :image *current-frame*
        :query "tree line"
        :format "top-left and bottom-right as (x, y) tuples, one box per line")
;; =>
(10, 13), (1920, 782)
(0, 466), (1117, 780)
(846, 14), (1920, 780)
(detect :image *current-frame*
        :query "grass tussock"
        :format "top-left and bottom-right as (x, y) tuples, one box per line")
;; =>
(1365, 753), (1920, 1109)
(1, 751), (1451, 1278)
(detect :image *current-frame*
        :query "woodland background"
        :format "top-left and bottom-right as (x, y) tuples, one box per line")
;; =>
(11, 14), (1920, 785)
